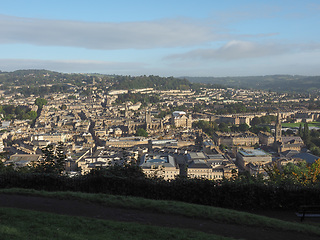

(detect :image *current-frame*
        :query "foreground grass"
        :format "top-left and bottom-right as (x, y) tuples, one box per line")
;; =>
(0, 207), (232, 240)
(1, 188), (320, 236)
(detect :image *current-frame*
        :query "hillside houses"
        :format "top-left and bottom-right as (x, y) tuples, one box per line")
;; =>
(0, 80), (319, 180)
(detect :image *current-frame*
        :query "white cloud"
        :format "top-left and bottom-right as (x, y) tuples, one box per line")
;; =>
(165, 40), (298, 60)
(0, 15), (216, 49)
(164, 46), (320, 77)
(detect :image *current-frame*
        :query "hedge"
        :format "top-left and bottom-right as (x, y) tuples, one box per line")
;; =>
(1, 172), (319, 210)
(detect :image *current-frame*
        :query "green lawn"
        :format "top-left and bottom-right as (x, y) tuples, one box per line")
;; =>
(0, 207), (232, 240)
(282, 122), (320, 128)
(1, 188), (320, 236)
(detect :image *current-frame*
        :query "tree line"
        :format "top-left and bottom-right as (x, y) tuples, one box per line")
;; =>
(193, 120), (271, 137)
(299, 123), (320, 156)
(0, 105), (37, 121)
(110, 75), (192, 90)
(1, 162), (320, 210)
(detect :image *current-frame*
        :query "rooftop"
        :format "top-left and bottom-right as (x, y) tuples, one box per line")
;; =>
(146, 158), (167, 164)
(238, 149), (270, 157)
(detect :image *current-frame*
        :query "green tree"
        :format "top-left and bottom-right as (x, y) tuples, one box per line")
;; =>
(250, 117), (261, 126)
(303, 123), (311, 145)
(218, 122), (229, 132)
(68, 95), (77, 99)
(34, 143), (66, 174)
(35, 98), (47, 109)
(136, 128), (148, 137)
(89, 163), (145, 178)
(192, 120), (217, 136)
(285, 129), (295, 136)
(262, 126), (271, 132)
(230, 125), (238, 132)
(239, 123), (250, 132)
(27, 111), (37, 120)
(265, 159), (320, 185)
(311, 146), (320, 156)
(156, 110), (168, 119)
(298, 123), (303, 137)
(0, 160), (15, 173)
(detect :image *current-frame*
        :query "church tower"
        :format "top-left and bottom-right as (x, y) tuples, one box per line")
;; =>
(124, 103), (129, 118)
(274, 111), (282, 143)
(145, 110), (151, 130)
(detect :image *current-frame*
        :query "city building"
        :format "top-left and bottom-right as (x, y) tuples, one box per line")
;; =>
(140, 153), (179, 180)
(236, 148), (272, 175)
(171, 111), (192, 129)
(213, 132), (259, 147)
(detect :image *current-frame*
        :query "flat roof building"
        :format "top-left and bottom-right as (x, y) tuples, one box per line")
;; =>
(236, 148), (272, 175)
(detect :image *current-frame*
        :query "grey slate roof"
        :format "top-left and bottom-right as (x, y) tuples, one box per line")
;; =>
(292, 152), (319, 164)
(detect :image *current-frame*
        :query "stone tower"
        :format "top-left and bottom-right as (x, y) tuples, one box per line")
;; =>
(145, 110), (151, 130)
(124, 103), (129, 118)
(274, 111), (282, 143)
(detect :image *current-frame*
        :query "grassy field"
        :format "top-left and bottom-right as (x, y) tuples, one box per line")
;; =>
(0, 207), (232, 240)
(282, 122), (320, 128)
(1, 188), (320, 236)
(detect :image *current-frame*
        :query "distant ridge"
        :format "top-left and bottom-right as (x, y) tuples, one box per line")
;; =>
(182, 75), (320, 93)
(1, 69), (319, 93)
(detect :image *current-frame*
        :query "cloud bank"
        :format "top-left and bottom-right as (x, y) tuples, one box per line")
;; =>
(0, 15), (215, 49)
(165, 40), (295, 60)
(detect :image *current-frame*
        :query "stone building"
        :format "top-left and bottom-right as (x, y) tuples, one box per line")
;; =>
(236, 148), (272, 175)
(171, 111), (192, 129)
(275, 136), (304, 152)
(145, 111), (164, 132)
(272, 112), (304, 153)
(31, 133), (68, 143)
(213, 132), (259, 147)
(186, 151), (237, 180)
(258, 132), (274, 146)
(140, 149), (237, 181)
(140, 153), (180, 180)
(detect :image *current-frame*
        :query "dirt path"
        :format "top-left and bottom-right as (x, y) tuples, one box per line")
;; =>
(0, 194), (318, 240)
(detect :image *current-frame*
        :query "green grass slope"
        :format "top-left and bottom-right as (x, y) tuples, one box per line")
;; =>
(1, 188), (320, 237)
(0, 207), (232, 240)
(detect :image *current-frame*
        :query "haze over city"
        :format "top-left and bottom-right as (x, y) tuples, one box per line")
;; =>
(1, 0), (320, 77)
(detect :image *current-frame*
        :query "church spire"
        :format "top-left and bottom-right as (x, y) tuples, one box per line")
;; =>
(145, 109), (151, 130)
(274, 110), (282, 143)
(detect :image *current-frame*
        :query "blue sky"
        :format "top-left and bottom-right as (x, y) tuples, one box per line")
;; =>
(0, 0), (320, 76)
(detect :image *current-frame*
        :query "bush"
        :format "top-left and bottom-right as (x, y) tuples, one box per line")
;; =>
(1, 172), (320, 211)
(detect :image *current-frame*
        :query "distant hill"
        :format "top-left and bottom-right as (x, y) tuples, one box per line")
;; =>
(0, 69), (115, 97)
(183, 75), (320, 93)
(0, 69), (103, 86)
(0, 70), (195, 91)
(2, 70), (318, 93)
(109, 75), (193, 90)
(109, 75), (227, 91)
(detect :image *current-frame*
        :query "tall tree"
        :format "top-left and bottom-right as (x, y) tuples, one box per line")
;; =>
(303, 123), (311, 145)
(35, 143), (66, 174)
(299, 123), (303, 137)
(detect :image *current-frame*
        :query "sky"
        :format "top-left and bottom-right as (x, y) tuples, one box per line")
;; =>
(0, 0), (320, 77)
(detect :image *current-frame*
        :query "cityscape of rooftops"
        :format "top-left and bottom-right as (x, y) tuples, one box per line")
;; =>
(1, 1), (320, 239)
